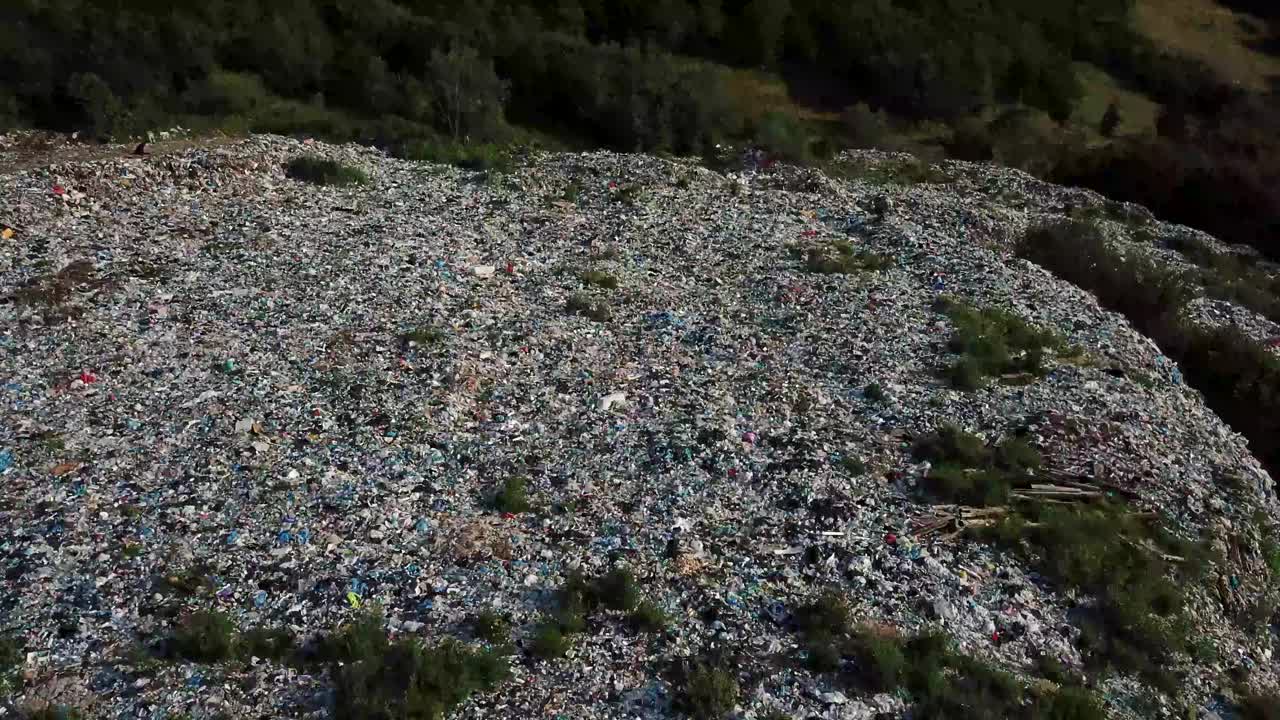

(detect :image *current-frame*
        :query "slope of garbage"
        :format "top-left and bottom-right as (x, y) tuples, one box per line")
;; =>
(0, 134), (1276, 719)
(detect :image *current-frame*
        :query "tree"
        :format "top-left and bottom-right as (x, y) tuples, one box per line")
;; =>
(843, 102), (887, 149)
(427, 44), (508, 142)
(1100, 101), (1121, 137)
(67, 72), (129, 139)
(741, 0), (791, 67)
(1156, 105), (1189, 141)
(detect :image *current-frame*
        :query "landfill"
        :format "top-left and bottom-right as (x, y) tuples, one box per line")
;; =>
(0, 133), (1277, 719)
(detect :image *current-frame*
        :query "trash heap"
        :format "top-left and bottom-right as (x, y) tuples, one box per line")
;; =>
(0, 134), (1276, 720)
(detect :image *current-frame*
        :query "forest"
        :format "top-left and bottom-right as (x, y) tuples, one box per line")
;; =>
(0, 0), (1276, 258)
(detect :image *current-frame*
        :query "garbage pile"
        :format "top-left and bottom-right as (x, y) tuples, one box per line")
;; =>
(0, 134), (1276, 719)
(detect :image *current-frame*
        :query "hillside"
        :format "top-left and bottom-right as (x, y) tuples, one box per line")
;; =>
(1, 135), (1278, 719)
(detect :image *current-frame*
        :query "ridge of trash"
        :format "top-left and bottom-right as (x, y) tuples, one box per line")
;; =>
(0, 133), (1277, 719)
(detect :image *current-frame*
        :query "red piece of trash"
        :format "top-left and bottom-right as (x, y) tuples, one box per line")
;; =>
(52, 185), (66, 196)
(505, 262), (515, 274)
(79, 371), (97, 384)
(801, 229), (818, 237)
(607, 181), (618, 189)
(884, 532), (898, 545)
(992, 631), (1001, 643)
(501, 512), (516, 520)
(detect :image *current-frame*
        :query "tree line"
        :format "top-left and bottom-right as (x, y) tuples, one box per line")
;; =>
(1, 0), (1276, 259)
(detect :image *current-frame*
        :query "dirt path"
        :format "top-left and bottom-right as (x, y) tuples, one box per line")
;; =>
(0, 131), (244, 174)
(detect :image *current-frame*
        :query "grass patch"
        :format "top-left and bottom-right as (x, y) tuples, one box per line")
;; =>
(579, 270), (619, 289)
(985, 503), (1210, 686)
(565, 293), (612, 322)
(934, 297), (1063, 389)
(488, 477), (531, 514)
(792, 240), (892, 275)
(791, 593), (1105, 719)
(285, 156), (368, 186)
(912, 424), (1041, 506)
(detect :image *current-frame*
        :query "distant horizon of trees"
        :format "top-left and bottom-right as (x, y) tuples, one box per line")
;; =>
(0, 0), (1276, 259)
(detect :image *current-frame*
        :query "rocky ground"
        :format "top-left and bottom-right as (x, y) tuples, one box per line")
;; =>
(0, 135), (1276, 719)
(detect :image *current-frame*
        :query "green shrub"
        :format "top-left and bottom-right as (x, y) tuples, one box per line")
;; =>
(795, 591), (851, 672)
(529, 622), (571, 659)
(474, 610), (510, 644)
(913, 423), (991, 468)
(184, 69), (271, 116)
(285, 156), (369, 186)
(864, 382), (887, 402)
(332, 636), (508, 720)
(489, 477), (531, 514)
(1166, 234), (1280, 324)
(562, 180), (583, 203)
(829, 156), (954, 186)
(170, 611), (237, 662)
(25, 707), (85, 720)
(1239, 693), (1280, 720)
(580, 270), (619, 289)
(565, 293), (612, 322)
(989, 503), (1208, 683)
(593, 568), (641, 612)
(843, 103), (889, 149)
(754, 111), (811, 164)
(839, 456), (867, 475)
(796, 240), (892, 275)
(612, 184), (644, 205)
(786, 594), (1106, 719)
(935, 297), (1062, 388)
(627, 601), (669, 633)
(1019, 221), (1191, 338)
(402, 327), (445, 347)
(680, 664), (740, 720)
(1020, 219), (1280, 490)
(237, 626), (296, 661)
(313, 610), (388, 664)
(913, 425), (1041, 506)
(848, 629), (907, 691)
(0, 632), (22, 694)
(397, 139), (515, 173)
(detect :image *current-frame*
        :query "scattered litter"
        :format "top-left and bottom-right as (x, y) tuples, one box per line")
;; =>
(0, 133), (1273, 720)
